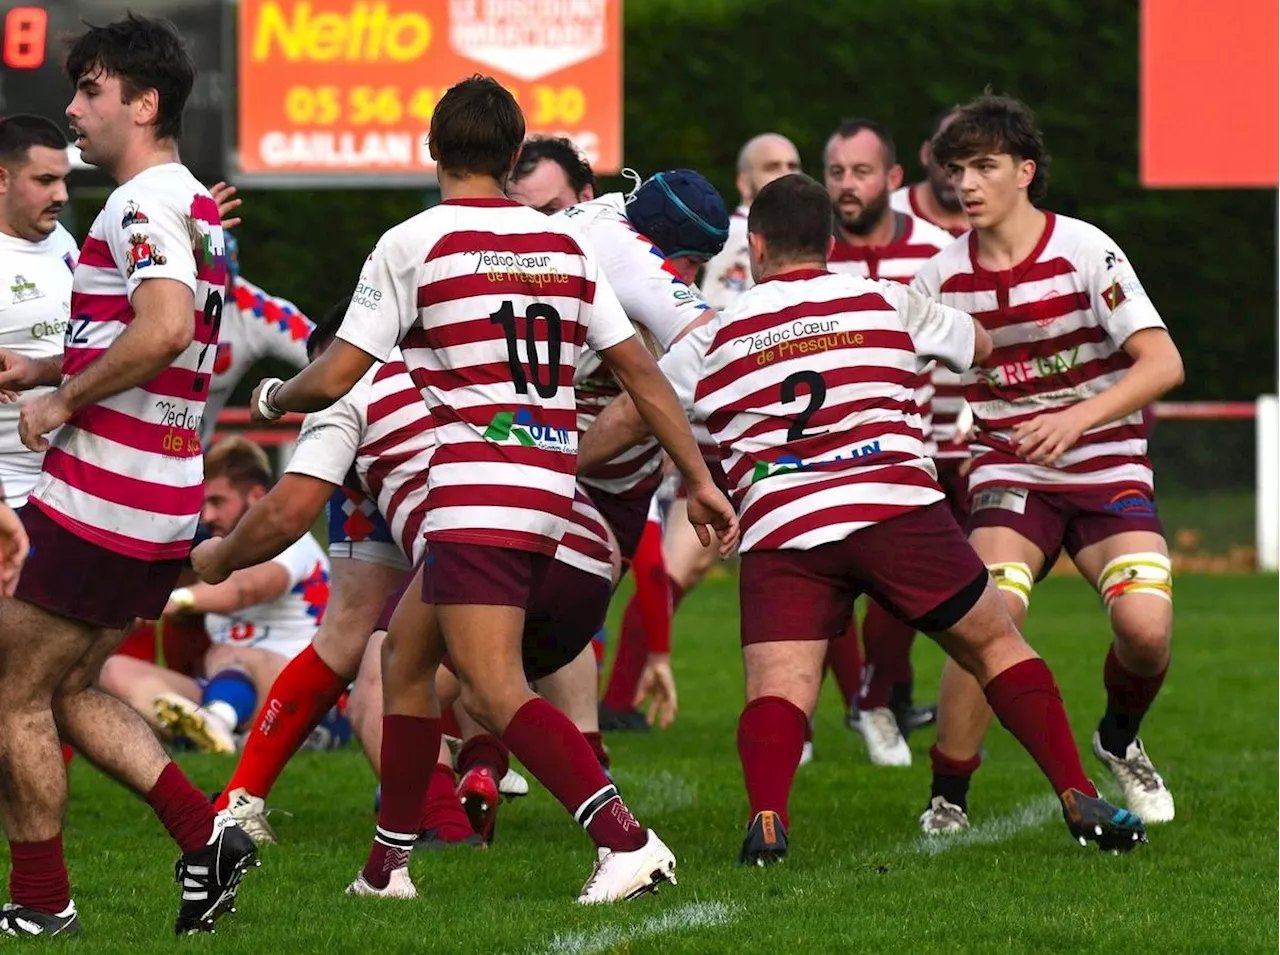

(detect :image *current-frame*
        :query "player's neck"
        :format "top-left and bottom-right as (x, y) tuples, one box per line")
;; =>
(438, 170), (507, 201)
(910, 182), (968, 233)
(974, 203), (1046, 271)
(758, 258), (827, 281)
(836, 209), (896, 248)
(111, 139), (181, 185)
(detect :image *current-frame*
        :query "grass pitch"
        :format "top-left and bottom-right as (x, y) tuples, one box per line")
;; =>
(15, 573), (1278, 953)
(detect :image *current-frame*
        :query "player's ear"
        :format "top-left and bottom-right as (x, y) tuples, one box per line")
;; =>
(888, 162), (904, 191)
(919, 139), (932, 169)
(1017, 158), (1036, 191)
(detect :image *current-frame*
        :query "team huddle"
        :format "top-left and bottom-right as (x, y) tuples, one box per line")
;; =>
(0, 12), (1184, 939)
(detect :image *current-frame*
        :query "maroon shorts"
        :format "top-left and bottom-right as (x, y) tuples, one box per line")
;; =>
(935, 458), (970, 522)
(421, 540), (551, 609)
(584, 476), (660, 562)
(15, 505), (186, 630)
(738, 502), (989, 646)
(965, 485), (1166, 578)
(519, 562), (611, 680)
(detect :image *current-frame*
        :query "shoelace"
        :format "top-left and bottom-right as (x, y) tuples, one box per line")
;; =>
(868, 709), (904, 746)
(1118, 751), (1165, 793)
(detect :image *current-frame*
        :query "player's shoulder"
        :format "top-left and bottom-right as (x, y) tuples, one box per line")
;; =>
(556, 192), (627, 231)
(51, 222), (79, 259)
(1047, 212), (1125, 262)
(901, 214), (955, 253)
(889, 187), (912, 214)
(108, 162), (209, 214)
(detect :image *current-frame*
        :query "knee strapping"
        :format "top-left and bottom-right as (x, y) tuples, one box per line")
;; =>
(988, 562), (1034, 608)
(1097, 552), (1172, 608)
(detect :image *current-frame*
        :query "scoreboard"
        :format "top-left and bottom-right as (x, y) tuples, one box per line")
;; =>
(0, 1), (226, 185)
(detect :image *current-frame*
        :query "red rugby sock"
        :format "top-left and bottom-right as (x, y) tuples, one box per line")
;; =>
(984, 659), (1095, 797)
(502, 698), (645, 852)
(737, 695), (808, 829)
(824, 619), (863, 708)
(860, 602), (916, 711)
(213, 644), (346, 811)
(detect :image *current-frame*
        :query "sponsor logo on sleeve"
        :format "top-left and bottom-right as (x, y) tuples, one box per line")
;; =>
(121, 200), (149, 228)
(1102, 276), (1146, 312)
(126, 233), (166, 276)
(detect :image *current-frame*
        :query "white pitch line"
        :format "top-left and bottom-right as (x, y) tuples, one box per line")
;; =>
(535, 794), (1063, 954)
(910, 795), (1060, 856)
(540, 901), (734, 955)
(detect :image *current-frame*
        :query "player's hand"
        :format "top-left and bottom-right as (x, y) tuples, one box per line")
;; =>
(0, 503), (30, 597)
(248, 380), (279, 423)
(1012, 406), (1089, 466)
(190, 538), (230, 585)
(634, 653), (678, 729)
(684, 480), (739, 558)
(210, 181), (242, 230)
(0, 349), (42, 398)
(18, 392), (71, 452)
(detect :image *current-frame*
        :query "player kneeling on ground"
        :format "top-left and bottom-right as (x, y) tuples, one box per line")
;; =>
(579, 173), (1147, 866)
(102, 437), (330, 754)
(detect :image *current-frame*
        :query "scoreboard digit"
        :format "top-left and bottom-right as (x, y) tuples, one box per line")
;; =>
(3, 6), (47, 69)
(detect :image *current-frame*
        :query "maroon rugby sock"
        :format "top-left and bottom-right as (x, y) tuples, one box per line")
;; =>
(502, 698), (646, 852)
(736, 695), (808, 829)
(984, 659), (1096, 797)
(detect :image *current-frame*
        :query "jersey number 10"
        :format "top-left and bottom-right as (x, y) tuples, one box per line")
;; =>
(489, 300), (562, 400)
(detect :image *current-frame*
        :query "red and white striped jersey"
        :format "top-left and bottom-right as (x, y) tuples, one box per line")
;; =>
(30, 164), (225, 560)
(556, 193), (715, 497)
(288, 357), (613, 581)
(336, 197), (634, 557)
(828, 212), (954, 455)
(890, 185), (969, 238)
(912, 212), (1167, 494)
(929, 365), (972, 459)
(657, 269), (977, 551)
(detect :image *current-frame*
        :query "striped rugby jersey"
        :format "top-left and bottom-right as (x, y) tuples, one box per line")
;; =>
(557, 193), (714, 497)
(334, 199), (633, 557)
(828, 212), (954, 455)
(657, 268), (976, 551)
(29, 163), (225, 560)
(912, 212), (1167, 495)
(288, 357), (613, 580)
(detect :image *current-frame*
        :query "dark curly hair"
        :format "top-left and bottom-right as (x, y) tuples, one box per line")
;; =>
(931, 93), (1051, 204)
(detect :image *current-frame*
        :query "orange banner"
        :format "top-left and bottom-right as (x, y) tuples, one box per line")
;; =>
(1141, 0), (1278, 187)
(236, 0), (622, 181)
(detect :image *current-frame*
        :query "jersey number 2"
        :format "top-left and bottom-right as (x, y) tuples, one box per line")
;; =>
(192, 289), (223, 393)
(489, 301), (562, 399)
(781, 370), (827, 441)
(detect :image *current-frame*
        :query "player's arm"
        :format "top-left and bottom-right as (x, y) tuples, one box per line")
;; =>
(1013, 242), (1183, 465)
(581, 321), (709, 474)
(252, 237), (409, 419)
(899, 277), (992, 369)
(165, 560), (291, 616)
(195, 396), (363, 583)
(0, 353), (65, 393)
(190, 473), (335, 585)
(606, 224), (717, 349)
(61, 278), (196, 410)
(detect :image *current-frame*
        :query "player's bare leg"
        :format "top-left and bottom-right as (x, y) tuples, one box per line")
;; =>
(924, 527), (1042, 831)
(1074, 531), (1175, 822)
(926, 580), (1145, 851)
(215, 559), (400, 841)
(736, 639), (828, 865)
(352, 567), (444, 898)
(441, 598), (672, 903)
(344, 631), (479, 850)
(0, 599), (250, 932)
(100, 655), (204, 734)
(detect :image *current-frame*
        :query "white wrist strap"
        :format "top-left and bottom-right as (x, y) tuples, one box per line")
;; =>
(257, 378), (286, 421)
